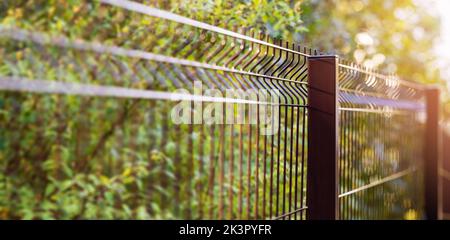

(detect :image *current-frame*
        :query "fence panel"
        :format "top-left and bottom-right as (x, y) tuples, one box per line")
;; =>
(337, 60), (426, 219)
(0, 0), (313, 219)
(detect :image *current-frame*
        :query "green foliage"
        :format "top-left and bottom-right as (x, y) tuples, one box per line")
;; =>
(168, 0), (306, 40)
(301, 0), (440, 85)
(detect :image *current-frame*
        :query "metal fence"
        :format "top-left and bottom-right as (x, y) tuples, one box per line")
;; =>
(0, 0), (444, 220)
(337, 60), (426, 219)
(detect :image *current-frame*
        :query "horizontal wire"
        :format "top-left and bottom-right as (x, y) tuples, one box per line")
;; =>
(338, 63), (425, 90)
(271, 207), (308, 220)
(339, 87), (420, 102)
(338, 168), (416, 198)
(0, 26), (306, 86)
(339, 107), (421, 115)
(0, 76), (303, 106)
(339, 93), (424, 111)
(280, 104), (308, 107)
(100, 0), (311, 57)
(102, 0), (426, 93)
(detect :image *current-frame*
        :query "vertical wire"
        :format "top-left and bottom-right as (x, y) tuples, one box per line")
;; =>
(264, 41), (276, 220)
(350, 111), (356, 219)
(208, 125), (217, 219)
(247, 102), (253, 219)
(159, 105), (169, 211)
(339, 110), (345, 218)
(383, 113), (392, 217)
(299, 106), (307, 220)
(281, 81), (290, 218)
(275, 60), (283, 218)
(228, 103), (235, 219)
(357, 111), (363, 219)
(349, 111), (354, 219)
(293, 105), (300, 220)
(367, 113), (372, 219)
(255, 92), (261, 219)
(218, 104), (225, 219)
(341, 111), (351, 219)
(347, 111), (351, 220)
(370, 113), (375, 219)
(197, 104), (205, 219)
(262, 100), (268, 219)
(377, 113), (382, 219)
(146, 101), (156, 218)
(282, 105), (289, 218)
(370, 113), (375, 220)
(378, 113), (383, 219)
(360, 112), (366, 219)
(174, 124), (181, 217)
(238, 123), (243, 219)
(345, 111), (352, 219)
(287, 104), (295, 219)
(350, 110), (356, 219)
(187, 102), (194, 219)
(301, 47), (311, 220)
(275, 102), (283, 218)
(340, 110), (344, 219)
(340, 109), (344, 218)
(269, 102), (275, 219)
(354, 111), (361, 219)
(288, 104), (296, 220)
(382, 112), (387, 218)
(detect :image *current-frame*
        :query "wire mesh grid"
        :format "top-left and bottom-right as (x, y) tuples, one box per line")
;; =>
(338, 59), (425, 220)
(0, 0), (433, 220)
(0, 0), (315, 219)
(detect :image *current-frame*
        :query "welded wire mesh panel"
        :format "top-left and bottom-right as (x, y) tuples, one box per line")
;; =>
(0, 0), (311, 219)
(338, 60), (425, 220)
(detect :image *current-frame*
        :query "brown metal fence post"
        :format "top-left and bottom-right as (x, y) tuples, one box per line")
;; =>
(307, 55), (339, 220)
(424, 86), (442, 220)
